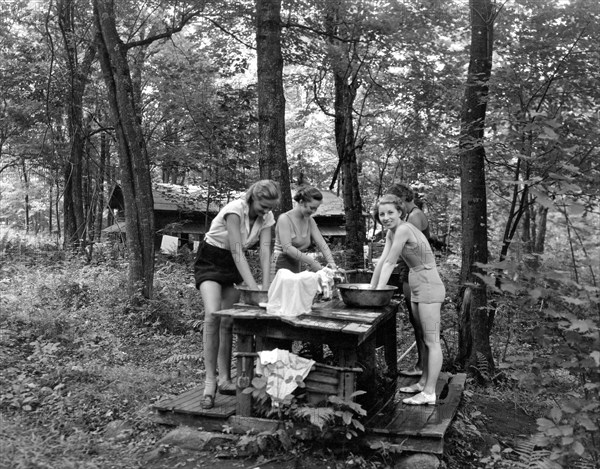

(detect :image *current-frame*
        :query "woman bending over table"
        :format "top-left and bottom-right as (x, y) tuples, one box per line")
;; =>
(270, 186), (337, 360)
(370, 194), (445, 406)
(194, 180), (280, 409)
(271, 186), (337, 275)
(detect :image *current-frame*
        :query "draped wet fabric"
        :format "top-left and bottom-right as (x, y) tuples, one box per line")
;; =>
(256, 349), (315, 403)
(265, 269), (321, 317)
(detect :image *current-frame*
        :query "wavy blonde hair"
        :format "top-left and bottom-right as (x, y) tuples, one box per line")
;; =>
(245, 180), (281, 204)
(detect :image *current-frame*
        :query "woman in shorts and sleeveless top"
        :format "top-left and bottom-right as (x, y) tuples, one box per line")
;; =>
(193, 180), (280, 409)
(370, 194), (445, 407)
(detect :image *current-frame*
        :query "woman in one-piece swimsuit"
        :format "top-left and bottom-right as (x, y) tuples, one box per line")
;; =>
(370, 194), (445, 406)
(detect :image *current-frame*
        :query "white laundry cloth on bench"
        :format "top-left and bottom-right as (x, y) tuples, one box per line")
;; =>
(256, 348), (315, 403)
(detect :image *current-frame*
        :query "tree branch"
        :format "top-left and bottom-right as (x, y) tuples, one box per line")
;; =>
(125, 9), (203, 49)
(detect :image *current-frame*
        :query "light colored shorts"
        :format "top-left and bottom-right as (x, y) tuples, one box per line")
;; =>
(408, 265), (445, 303)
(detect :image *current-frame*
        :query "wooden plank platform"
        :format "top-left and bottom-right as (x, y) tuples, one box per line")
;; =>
(361, 372), (467, 454)
(153, 372), (466, 455)
(154, 382), (236, 426)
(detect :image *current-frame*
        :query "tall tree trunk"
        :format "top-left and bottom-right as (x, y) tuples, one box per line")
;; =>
(48, 180), (53, 234)
(334, 74), (365, 268)
(58, 0), (96, 249)
(256, 0), (292, 211)
(457, 0), (495, 371)
(83, 119), (93, 242)
(94, 0), (155, 298)
(94, 128), (108, 240)
(521, 199), (532, 254)
(55, 178), (61, 237)
(324, 5), (365, 268)
(22, 158), (30, 233)
(533, 205), (548, 254)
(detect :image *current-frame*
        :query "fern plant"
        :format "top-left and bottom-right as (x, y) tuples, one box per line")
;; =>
(513, 437), (561, 469)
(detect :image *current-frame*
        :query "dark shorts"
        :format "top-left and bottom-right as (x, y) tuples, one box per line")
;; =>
(194, 241), (243, 288)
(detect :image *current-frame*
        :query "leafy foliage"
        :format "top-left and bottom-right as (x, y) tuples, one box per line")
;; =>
(474, 236), (599, 467)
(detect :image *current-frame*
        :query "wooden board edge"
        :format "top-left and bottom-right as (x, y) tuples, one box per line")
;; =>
(360, 434), (444, 455)
(227, 416), (282, 434)
(151, 410), (229, 432)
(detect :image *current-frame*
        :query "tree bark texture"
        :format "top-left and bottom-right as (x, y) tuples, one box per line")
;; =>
(58, 0), (96, 249)
(94, 0), (155, 298)
(335, 74), (365, 268)
(22, 158), (30, 232)
(325, 4), (366, 268)
(457, 0), (495, 370)
(93, 128), (108, 241)
(533, 205), (548, 254)
(256, 0), (292, 211)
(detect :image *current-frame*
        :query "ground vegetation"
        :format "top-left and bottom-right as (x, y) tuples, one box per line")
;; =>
(0, 228), (597, 468)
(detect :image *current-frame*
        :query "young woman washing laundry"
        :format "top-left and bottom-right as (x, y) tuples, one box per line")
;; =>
(194, 180), (280, 409)
(370, 194), (445, 406)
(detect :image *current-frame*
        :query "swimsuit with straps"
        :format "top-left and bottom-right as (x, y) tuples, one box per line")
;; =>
(271, 213), (313, 275)
(398, 207), (430, 284)
(402, 223), (445, 304)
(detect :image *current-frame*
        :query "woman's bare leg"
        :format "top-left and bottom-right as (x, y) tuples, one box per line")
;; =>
(200, 281), (224, 397)
(413, 301), (442, 395)
(216, 286), (240, 385)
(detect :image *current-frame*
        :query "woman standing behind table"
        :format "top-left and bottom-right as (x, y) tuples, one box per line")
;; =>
(271, 186), (337, 360)
(271, 186), (337, 275)
(194, 180), (280, 409)
(388, 182), (431, 378)
(370, 194), (445, 406)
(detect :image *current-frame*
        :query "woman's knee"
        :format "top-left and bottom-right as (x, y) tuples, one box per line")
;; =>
(203, 312), (221, 334)
(220, 316), (233, 331)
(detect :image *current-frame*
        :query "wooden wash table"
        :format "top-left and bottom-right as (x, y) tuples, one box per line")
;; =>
(213, 299), (398, 417)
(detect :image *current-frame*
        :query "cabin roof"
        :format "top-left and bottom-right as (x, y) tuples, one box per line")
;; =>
(153, 183), (222, 214)
(315, 190), (345, 217)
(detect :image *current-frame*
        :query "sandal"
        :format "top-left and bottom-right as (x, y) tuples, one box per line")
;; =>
(399, 366), (423, 377)
(402, 391), (436, 406)
(201, 394), (215, 409)
(218, 381), (237, 396)
(399, 383), (424, 394)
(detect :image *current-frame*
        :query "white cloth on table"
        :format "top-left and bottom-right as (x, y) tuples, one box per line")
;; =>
(256, 348), (315, 403)
(315, 267), (335, 299)
(266, 269), (321, 317)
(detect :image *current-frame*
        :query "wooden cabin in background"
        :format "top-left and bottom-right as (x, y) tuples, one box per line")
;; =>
(103, 183), (223, 249)
(103, 184), (348, 252)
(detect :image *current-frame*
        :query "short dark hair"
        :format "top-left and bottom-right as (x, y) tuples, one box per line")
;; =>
(293, 186), (323, 203)
(387, 182), (414, 202)
(372, 194), (405, 224)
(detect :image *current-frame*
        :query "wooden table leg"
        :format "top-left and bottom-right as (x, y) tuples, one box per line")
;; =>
(382, 311), (398, 377)
(235, 334), (254, 417)
(356, 335), (377, 409)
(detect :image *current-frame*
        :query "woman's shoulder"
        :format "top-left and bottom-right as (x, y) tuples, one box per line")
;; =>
(276, 210), (293, 224)
(392, 223), (415, 239)
(222, 198), (246, 213)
